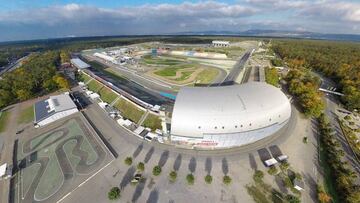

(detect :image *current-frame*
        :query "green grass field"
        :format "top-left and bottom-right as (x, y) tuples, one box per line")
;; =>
(98, 87), (118, 104)
(319, 141), (340, 203)
(17, 105), (34, 124)
(154, 67), (179, 77)
(87, 80), (103, 92)
(142, 55), (183, 65)
(114, 98), (145, 123)
(175, 71), (194, 81)
(0, 110), (10, 133)
(265, 68), (279, 87)
(195, 68), (219, 84)
(154, 63), (196, 77)
(143, 114), (162, 131)
(79, 72), (92, 83)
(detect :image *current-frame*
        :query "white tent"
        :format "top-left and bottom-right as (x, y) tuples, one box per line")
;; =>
(0, 163), (7, 178)
(89, 93), (100, 100)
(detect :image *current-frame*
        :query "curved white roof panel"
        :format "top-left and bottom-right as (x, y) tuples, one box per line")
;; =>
(171, 82), (291, 138)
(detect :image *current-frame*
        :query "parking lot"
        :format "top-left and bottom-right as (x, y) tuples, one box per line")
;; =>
(58, 95), (319, 203)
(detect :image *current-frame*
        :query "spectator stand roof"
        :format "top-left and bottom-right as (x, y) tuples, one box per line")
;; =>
(70, 58), (91, 69)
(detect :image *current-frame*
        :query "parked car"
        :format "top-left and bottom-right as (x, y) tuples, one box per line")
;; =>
(131, 173), (143, 184)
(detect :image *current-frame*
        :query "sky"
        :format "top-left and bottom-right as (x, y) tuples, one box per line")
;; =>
(0, 0), (359, 42)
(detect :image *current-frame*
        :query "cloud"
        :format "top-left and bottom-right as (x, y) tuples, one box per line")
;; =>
(0, 0), (359, 41)
(246, 0), (309, 9)
(0, 2), (256, 25)
(298, 1), (360, 22)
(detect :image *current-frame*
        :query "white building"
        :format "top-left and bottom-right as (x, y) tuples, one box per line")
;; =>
(170, 82), (291, 148)
(93, 52), (117, 63)
(212, 40), (230, 47)
(34, 94), (78, 127)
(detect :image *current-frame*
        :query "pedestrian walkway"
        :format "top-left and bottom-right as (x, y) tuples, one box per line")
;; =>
(110, 96), (121, 107)
(137, 110), (149, 126)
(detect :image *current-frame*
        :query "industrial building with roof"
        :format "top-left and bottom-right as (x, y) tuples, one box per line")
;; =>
(170, 82), (291, 148)
(212, 40), (230, 47)
(34, 94), (79, 127)
(70, 58), (91, 69)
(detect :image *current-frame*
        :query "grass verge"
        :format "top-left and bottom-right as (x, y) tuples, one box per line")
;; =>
(17, 105), (34, 124)
(143, 114), (162, 131)
(319, 138), (340, 203)
(196, 68), (219, 84)
(142, 55), (183, 65)
(87, 80), (103, 92)
(98, 87), (118, 104)
(0, 110), (10, 133)
(114, 98), (144, 123)
(79, 72), (92, 83)
(265, 67), (279, 87)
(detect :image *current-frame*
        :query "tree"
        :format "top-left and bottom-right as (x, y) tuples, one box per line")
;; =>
(137, 162), (145, 172)
(303, 136), (308, 143)
(279, 162), (290, 172)
(317, 185), (331, 203)
(223, 175), (232, 185)
(0, 89), (14, 108)
(16, 89), (32, 101)
(169, 171), (177, 182)
(285, 194), (300, 203)
(152, 165), (162, 176)
(346, 186), (360, 203)
(108, 187), (120, 200)
(60, 50), (70, 64)
(272, 40), (360, 111)
(186, 174), (195, 185)
(342, 85), (360, 111)
(42, 79), (58, 92)
(205, 175), (213, 184)
(265, 67), (280, 87)
(124, 157), (132, 165)
(268, 166), (278, 175)
(253, 170), (264, 183)
(53, 75), (70, 90)
(0, 51), (65, 108)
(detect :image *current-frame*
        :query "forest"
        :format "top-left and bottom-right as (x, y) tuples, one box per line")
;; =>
(272, 40), (360, 111)
(319, 114), (360, 203)
(0, 36), (215, 67)
(285, 68), (324, 118)
(0, 51), (70, 108)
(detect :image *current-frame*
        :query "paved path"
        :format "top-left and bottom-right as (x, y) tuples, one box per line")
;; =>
(220, 50), (252, 85)
(0, 103), (21, 203)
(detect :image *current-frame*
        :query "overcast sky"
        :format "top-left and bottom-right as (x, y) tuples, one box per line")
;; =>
(0, 0), (359, 42)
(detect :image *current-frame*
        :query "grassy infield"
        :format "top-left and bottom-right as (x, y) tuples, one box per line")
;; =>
(146, 55), (218, 84)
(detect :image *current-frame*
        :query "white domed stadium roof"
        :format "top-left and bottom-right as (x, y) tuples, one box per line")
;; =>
(171, 82), (291, 139)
